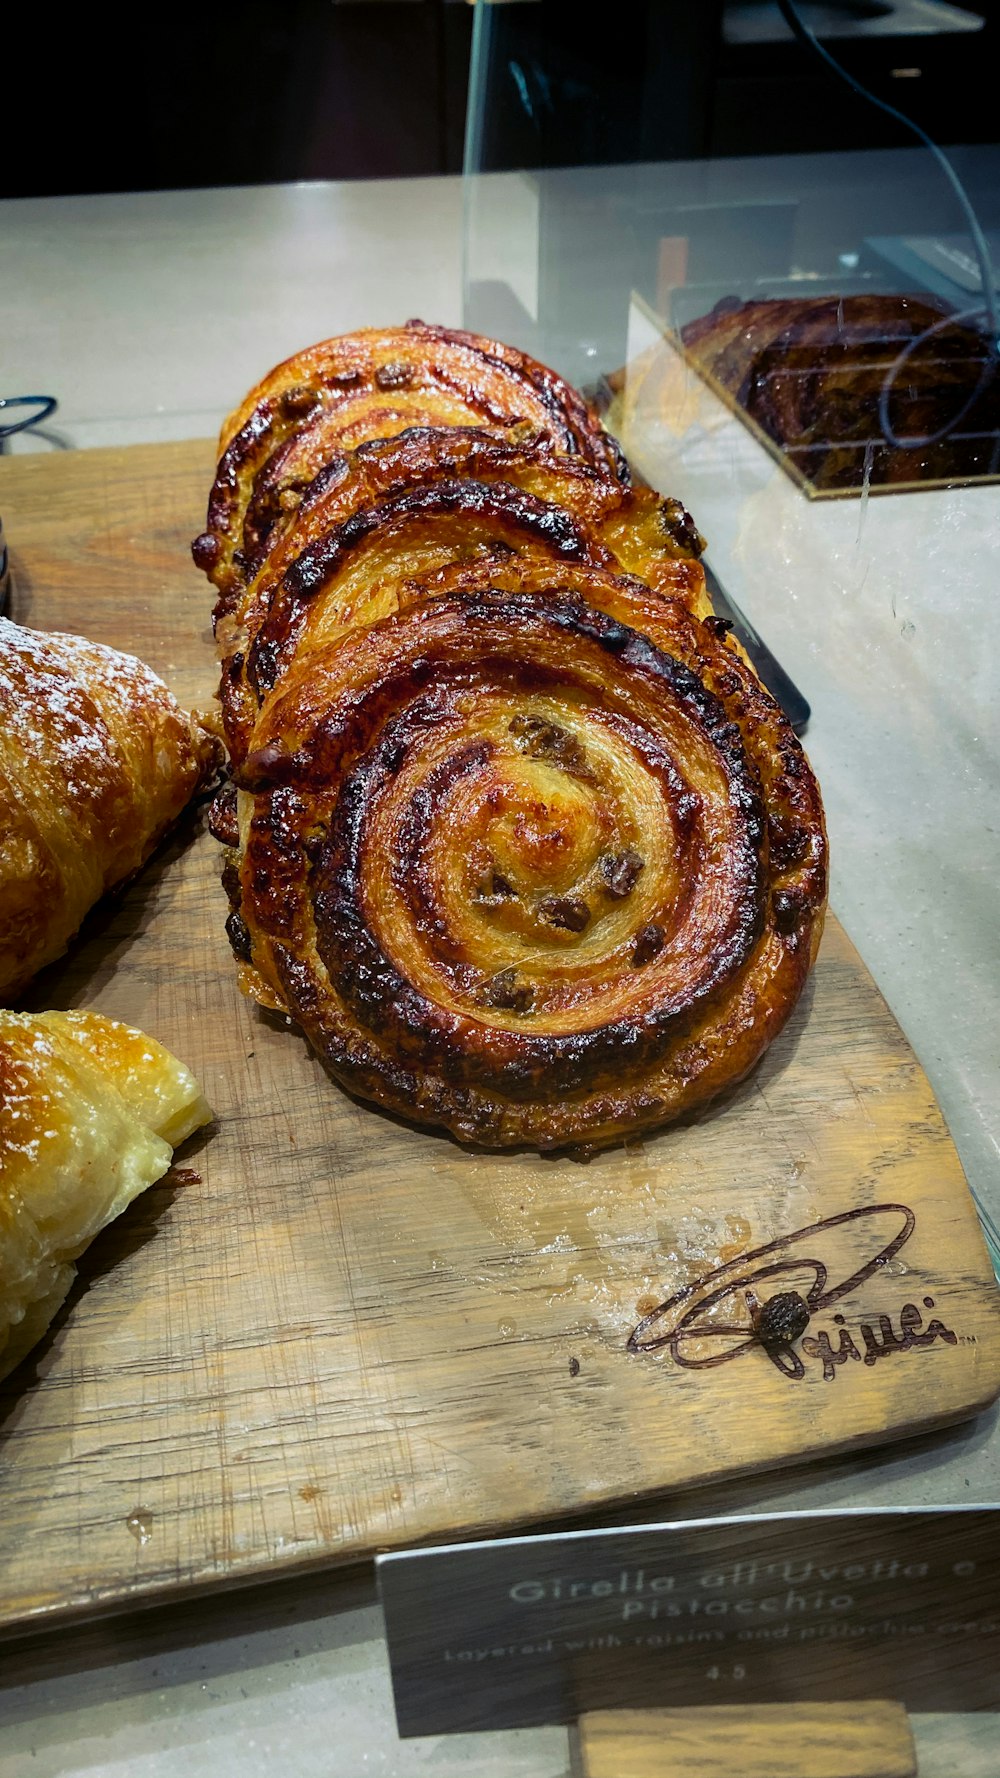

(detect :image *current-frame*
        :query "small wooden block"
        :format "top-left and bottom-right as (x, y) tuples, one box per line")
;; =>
(573, 1702), (917, 1778)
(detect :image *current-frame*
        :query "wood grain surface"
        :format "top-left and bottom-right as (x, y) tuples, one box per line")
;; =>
(572, 1702), (916, 1778)
(1, 440), (999, 1637)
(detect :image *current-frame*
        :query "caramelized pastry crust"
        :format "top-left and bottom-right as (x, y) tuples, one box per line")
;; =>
(202, 323), (826, 1150)
(0, 620), (219, 1001)
(216, 425), (709, 764)
(193, 321), (628, 608)
(231, 586), (826, 1150)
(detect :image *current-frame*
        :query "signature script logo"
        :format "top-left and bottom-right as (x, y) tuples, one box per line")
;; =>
(627, 1204), (958, 1382)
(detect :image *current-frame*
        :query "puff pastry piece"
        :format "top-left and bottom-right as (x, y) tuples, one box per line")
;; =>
(0, 619), (218, 1000)
(0, 1009), (211, 1381)
(228, 578), (826, 1151)
(214, 424), (708, 765)
(191, 320), (628, 609)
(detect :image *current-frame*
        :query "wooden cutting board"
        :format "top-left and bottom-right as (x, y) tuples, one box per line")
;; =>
(2, 440), (999, 1638)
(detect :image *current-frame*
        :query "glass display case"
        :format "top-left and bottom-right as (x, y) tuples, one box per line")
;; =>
(464, 6), (1000, 1277)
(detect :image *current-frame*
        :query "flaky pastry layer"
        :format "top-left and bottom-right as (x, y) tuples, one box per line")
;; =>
(192, 320), (629, 610)
(0, 1010), (210, 1380)
(0, 619), (219, 1000)
(213, 425), (708, 765)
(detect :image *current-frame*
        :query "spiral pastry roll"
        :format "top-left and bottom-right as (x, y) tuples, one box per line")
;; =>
(215, 424), (708, 765)
(228, 581), (826, 1151)
(192, 321), (626, 609)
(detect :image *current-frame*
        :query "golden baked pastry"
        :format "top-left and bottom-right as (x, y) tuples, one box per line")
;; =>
(226, 575), (826, 1151)
(0, 618), (219, 1000)
(192, 320), (629, 612)
(0, 1010), (211, 1381)
(202, 323), (826, 1151)
(214, 423), (709, 765)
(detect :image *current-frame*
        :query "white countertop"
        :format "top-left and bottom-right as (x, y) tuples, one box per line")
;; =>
(2, 162), (998, 1775)
(1, 178), (467, 453)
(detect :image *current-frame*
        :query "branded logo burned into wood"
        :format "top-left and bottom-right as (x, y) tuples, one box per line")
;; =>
(627, 1205), (960, 1382)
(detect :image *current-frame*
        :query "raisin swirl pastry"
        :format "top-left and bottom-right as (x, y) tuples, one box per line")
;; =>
(228, 577), (826, 1151)
(215, 423), (708, 766)
(193, 321), (627, 611)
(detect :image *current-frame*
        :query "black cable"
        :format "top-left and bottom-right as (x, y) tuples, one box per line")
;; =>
(0, 395), (58, 441)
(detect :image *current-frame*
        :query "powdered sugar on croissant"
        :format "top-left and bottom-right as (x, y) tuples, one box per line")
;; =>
(0, 618), (219, 1000)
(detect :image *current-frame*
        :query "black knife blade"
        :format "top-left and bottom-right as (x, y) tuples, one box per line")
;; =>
(701, 558), (811, 736)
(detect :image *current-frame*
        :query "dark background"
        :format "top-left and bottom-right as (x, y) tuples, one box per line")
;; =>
(6, 0), (999, 199)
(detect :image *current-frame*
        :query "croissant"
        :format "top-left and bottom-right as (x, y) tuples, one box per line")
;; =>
(0, 618), (219, 1000)
(0, 1010), (211, 1381)
(213, 423), (709, 765)
(191, 320), (630, 613)
(226, 572), (826, 1151)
